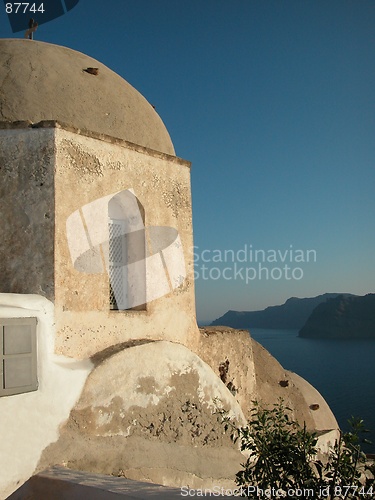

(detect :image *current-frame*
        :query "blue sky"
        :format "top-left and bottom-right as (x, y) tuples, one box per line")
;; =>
(2, 0), (374, 323)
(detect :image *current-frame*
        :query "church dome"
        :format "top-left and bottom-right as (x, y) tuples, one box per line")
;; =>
(0, 39), (175, 155)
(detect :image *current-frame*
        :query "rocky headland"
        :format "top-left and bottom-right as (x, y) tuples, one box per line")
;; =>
(211, 293), (353, 329)
(299, 293), (375, 339)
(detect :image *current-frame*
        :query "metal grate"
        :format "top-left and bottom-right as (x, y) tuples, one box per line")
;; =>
(108, 220), (126, 309)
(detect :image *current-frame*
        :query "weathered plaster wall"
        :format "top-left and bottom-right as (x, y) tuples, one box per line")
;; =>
(34, 335), (339, 489)
(197, 327), (338, 435)
(37, 341), (246, 490)
(53, 127), (199, 358)
(0, 123), (199, 358)
(0, 293), (92, 499)
(0, 127), (55, 299)
(197, 327), (257, 420)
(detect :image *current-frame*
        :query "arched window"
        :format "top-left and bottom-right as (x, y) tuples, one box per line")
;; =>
(108, 191), (146, 311)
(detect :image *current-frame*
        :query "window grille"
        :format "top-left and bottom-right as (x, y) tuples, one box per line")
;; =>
(108, 219), (127, 310)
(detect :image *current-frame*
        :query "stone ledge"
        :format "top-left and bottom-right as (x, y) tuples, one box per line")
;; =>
(0, 120), (191, 168)
(199, 326), (250, 337)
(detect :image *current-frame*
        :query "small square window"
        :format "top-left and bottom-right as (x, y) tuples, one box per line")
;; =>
(0, 318), (37, 397)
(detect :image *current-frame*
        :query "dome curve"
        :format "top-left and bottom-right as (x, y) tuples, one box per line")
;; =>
(0, 39), (175, 155)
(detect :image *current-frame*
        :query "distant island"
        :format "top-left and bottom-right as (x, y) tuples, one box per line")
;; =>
(299, 293), (375, 339)
(210, 293), (353, 329)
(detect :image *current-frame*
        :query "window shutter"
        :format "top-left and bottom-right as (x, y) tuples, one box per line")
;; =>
(0, 318), (37, 397)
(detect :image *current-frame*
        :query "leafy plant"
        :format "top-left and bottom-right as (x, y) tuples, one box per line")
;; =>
(217, 400), (374, 499)
(321, 417), (375, 500)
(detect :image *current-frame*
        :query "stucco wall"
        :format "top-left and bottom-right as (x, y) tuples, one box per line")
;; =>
(0, 293), (92, 499)
(0, 126), (55, 299)
(53, 127), (199, 358)
(197, 327), (257, 420)
(197, 327), (339, 434)
(0, 123), (199, 359)
(37, 341), (246, 490)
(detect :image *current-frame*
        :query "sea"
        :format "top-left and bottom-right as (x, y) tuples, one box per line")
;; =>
(248, 328), (375, 454)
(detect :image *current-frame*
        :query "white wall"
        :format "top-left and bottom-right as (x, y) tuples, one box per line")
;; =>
(0, 293), (92, 498)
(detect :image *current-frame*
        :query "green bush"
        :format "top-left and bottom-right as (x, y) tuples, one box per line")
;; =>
(218, 400), (374, 499)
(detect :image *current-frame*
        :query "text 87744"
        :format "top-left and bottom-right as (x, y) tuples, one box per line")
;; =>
(5, 3), (44, 14)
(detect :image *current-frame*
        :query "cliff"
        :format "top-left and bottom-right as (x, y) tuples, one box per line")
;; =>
(211, 293), (352, 329)
(299, 294), (375, 339)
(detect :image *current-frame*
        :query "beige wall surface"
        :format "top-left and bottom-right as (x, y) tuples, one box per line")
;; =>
(53, 128), (199, 358)
(0, 123), (199, 358)
(0, 127), (55, 299)
(36, 341), (246, 491)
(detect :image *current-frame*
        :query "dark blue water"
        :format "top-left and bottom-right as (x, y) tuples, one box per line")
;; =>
(249, 328), (375, 453)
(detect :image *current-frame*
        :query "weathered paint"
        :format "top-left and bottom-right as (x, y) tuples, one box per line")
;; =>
(36, 341), (247, 490)
(0, 127), (55, 299)
(53, 126), (198, 357)
(0, 123), (200, 358)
